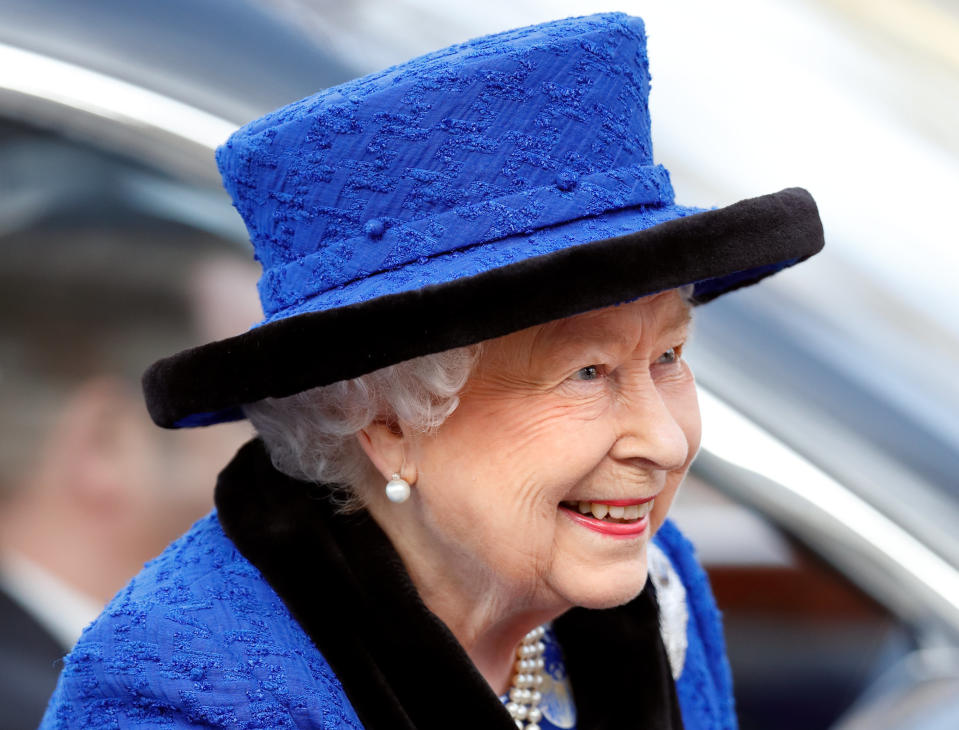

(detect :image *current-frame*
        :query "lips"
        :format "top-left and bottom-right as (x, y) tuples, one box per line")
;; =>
(559, 498), (654, 537)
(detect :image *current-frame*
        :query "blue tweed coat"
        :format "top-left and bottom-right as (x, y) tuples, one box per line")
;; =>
(42, 441), (736, 729)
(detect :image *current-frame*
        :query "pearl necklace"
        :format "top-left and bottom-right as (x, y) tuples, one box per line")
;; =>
(504, 625), (546, 729)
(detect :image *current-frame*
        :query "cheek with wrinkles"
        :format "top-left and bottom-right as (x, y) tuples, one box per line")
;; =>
(511, 474), (562, 524)
(508, 406), (616, 479)
(454, 389), (611, 451)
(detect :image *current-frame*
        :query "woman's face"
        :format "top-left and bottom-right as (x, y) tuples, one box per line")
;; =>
(401, 289), (701, 612)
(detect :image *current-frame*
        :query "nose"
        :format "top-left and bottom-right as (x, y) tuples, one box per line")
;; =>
(609, 378), (690, 472)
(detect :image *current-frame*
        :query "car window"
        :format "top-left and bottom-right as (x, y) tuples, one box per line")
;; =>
(675, 471), (917, 730)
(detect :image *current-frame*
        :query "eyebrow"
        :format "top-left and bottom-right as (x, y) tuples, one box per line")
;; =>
(557, 302), (692, 341)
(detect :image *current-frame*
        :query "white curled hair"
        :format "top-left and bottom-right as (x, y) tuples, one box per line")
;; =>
(243, 345), (482, 510)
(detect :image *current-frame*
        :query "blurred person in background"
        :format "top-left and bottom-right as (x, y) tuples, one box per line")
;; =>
(0, 227), (258, 730)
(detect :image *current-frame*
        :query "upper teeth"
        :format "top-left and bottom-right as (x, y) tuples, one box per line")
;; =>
(572, 501), (653, 521)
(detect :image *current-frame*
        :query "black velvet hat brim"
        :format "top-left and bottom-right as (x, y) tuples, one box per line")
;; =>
(144, 187), (823, 428)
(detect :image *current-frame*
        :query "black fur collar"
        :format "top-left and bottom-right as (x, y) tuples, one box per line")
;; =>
(215, 439), (684, 729)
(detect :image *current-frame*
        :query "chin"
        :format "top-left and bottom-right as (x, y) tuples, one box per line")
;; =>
(557, 553), (650, 610)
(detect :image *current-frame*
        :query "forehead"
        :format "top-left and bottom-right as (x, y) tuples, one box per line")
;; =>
(481, 290), (692, 369)
(542, 291), (692, 346)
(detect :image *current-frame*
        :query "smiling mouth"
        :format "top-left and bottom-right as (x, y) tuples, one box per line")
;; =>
(559, 500), (654, 523)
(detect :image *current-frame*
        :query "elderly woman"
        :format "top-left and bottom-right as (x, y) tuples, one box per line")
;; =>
(42, 13), (822, 730)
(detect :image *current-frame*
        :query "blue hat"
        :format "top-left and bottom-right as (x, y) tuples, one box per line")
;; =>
(144, 12), (823, 428)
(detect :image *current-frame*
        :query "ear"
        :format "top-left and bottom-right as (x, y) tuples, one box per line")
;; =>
(356, 418), (417, 485)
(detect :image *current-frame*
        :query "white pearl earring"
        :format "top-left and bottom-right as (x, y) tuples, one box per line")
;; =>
(385, 473), (411, 503)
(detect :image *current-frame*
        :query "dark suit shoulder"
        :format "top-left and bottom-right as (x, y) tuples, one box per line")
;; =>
(0, 584), (67, 730)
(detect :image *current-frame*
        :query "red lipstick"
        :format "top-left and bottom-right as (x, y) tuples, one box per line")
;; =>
(559, 505), (650, 537)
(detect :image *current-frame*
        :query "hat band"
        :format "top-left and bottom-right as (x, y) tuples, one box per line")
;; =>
(258, 163), (674, 317)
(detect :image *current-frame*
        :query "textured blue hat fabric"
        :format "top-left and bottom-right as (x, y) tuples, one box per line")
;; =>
(218, 13), (688, 325)
(144, 12), (824, 428)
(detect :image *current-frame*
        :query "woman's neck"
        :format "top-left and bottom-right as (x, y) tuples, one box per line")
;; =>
(365, 490), (571, 693)
(415, 572), (563, 694)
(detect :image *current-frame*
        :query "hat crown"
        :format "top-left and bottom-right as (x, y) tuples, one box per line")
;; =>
(216, 13), (669, 320)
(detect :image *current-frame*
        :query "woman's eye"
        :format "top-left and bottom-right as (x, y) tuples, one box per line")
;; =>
(656, 347), (680, 364)
(571, 365), (602, 381)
